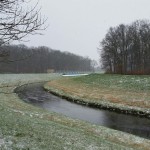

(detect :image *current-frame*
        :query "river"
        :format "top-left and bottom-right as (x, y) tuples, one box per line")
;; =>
(15, 83), (150, 140)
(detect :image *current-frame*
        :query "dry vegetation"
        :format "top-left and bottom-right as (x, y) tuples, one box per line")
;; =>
(1, 74), (150, 149)
(45, 74), (150, 112)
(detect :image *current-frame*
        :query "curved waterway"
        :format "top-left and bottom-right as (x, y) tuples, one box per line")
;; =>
(15, 83), (150, 139)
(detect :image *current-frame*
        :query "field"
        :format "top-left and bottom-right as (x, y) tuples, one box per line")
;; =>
(45, 74), (150, 116)
(0, 74), (150, 150)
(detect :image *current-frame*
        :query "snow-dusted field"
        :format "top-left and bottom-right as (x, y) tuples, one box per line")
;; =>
(0, 73), (150, 150)
(45, 74), (150, 117)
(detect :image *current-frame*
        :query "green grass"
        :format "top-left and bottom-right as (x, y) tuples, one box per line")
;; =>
(0, 74), (150, 150)
(45, 73), (150, 115)
(72, 74), (150, 91)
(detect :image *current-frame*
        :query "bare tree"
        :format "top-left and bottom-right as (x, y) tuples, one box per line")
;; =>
(0, 45), (94, 73)
(0, 0), (46, 45)
(99, 20), (150, 75)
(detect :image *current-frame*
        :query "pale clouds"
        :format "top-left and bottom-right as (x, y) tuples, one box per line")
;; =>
(16, 0), (150, 62)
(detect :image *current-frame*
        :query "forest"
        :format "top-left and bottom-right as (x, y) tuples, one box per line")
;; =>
(0, 44), (94, 73)
(100, 20), (150, 74)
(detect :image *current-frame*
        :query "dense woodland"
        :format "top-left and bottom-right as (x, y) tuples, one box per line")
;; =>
(100, 20), (150, 75)
(0, 45), (94, 73)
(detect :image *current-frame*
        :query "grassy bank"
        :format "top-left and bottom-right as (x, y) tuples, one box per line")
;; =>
(44, 74), (150, 117)
(0, 74), (150, 150)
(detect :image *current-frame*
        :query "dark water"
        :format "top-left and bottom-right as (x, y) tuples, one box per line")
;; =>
(15, 83), (150, 140)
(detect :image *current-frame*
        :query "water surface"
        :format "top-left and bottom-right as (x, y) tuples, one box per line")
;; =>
(15, 83), (150, 140)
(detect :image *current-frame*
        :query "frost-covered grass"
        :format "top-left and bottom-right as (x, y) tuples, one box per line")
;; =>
(1, 74), (150, 150)
(45, 74), (150, 115)
(72, 74), (150, 91)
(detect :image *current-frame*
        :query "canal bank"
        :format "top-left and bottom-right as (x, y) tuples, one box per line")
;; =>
(1, 74), (150, 150)
(44, 74), (150, 118)
(15, 82), (150, 139)
(44, 83), (150, 118)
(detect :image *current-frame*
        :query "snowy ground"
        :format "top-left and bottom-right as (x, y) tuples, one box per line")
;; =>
(45, 74), (150, 117)
(62, 74), (88, 77)
(0, 74), (150, 150)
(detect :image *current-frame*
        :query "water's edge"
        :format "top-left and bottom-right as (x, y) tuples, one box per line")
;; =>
(44, 84), (150, 119)
(14, 82), (150, 139)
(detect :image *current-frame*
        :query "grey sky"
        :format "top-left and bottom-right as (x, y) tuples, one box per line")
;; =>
(17, 0), (150, 62)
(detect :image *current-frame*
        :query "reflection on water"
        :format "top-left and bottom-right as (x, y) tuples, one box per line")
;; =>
(15, 83), (150, 139)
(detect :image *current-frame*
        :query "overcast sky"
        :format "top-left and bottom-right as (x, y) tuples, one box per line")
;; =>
(16, 0), (150, 62)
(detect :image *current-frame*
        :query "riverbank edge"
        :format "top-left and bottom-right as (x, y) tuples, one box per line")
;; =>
(1, 74), (150, 150)
(44, 83), (150, 119)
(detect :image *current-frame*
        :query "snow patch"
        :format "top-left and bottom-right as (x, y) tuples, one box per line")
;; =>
(62, 74), (88, 77)
(0, 139), (4, 146)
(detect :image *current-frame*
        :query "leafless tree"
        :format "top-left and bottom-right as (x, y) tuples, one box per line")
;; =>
(100, 20), (150, 75)
(0, 0), (46, 45)
(0, 44), (94, 73)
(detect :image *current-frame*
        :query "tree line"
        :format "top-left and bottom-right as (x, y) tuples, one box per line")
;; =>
(100, 20), (150, 75)
(0, 44), (94, 73)
(0, 1), (94, 74)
